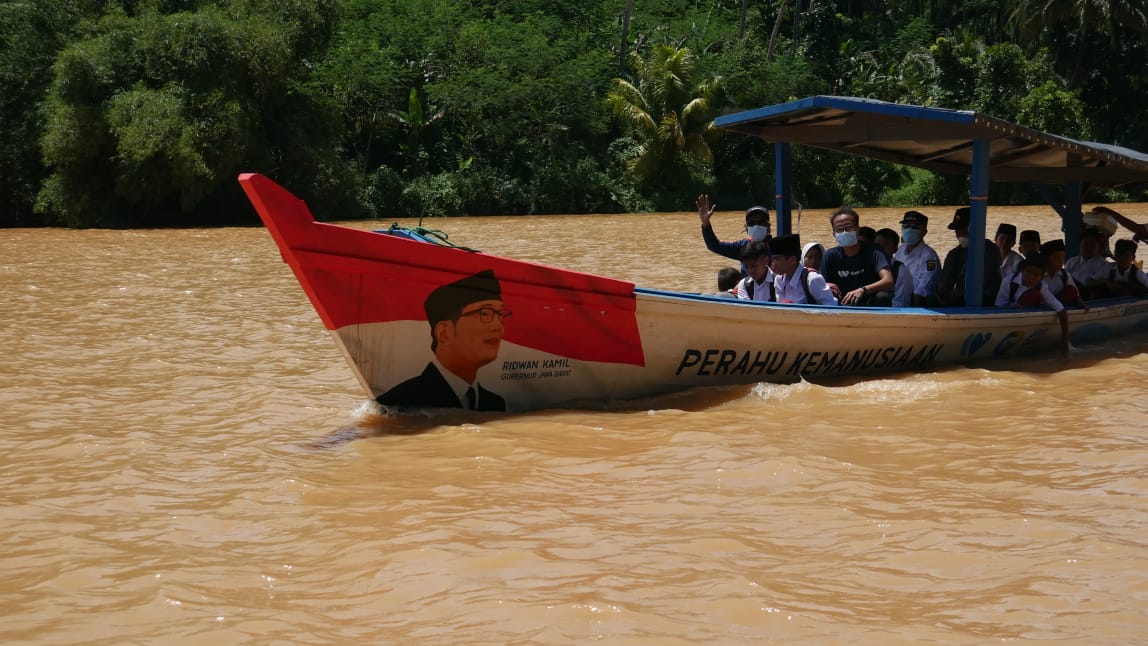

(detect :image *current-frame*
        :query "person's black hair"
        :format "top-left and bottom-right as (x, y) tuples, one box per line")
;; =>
(717, 267), (741, 291)
(740, 240), (768, 260)
(875, 228), (899, 244)
(1115, 239), (1137, 255)
(829, 206), (859, 227)
(858, 226), (877, 242)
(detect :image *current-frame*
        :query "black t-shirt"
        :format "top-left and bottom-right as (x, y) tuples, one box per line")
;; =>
(820, 241), (891, 293)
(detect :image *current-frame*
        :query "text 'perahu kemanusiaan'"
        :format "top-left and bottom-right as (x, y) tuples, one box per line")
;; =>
(675, 344), (944, 378)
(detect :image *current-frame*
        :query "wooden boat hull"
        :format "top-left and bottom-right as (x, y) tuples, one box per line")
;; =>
(240, 173), (1148, 412)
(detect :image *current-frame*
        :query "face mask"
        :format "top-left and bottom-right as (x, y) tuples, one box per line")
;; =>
(958, 236), (970, 248)
(835, 230), (858, 247)
(902, 228), (922, 245)
(747, 224), (770, 242)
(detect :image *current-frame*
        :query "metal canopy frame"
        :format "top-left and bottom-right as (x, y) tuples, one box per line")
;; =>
(714, 95), (1148, 306)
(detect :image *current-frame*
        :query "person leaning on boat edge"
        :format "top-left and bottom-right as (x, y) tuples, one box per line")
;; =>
(820, 206), (894, 306)
(376, 270), (507, 412)
(696, 195), (771, 273)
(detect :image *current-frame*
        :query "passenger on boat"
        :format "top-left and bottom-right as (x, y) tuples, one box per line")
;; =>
(801, 242), (824, 271)
(1065, 228), (1113, 299)
(995, 223), (1024, 276)
(893, 210), (942, 307)
(994, 254), (1070, 352)
(858, 226), (877, 247)
(875, 228), (913, 307)
(696, 194), (771, 270)
(938, 207), (1002, 306)
(769, 234), (838, 305)
(1041, 239), (1089, 311)
(716, 266), (741, 298)
(1019, 229), (1042, 257)
(736, 241), (776, 302)
(1106, 239), (1148, 297)
(377, 270), (507, 411)
(820, 207), (893, 306)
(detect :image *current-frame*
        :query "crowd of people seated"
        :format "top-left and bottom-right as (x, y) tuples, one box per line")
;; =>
(697, 196), (1148, 319)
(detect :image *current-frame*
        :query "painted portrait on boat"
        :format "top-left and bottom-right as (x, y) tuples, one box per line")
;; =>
(376, 270), (507, 411)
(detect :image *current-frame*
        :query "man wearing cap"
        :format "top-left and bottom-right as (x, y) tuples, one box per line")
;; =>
(893, 210), (941, 306)
(822, 206), (893, 305)
(938, 207), (1002, 306)
(1064, 227), (1113, 298)
(696, 194), (771, 270)
(1019, 229), (1042, 257)
(377, 270), (507, 411)
(995, 223), (1024, 277)
(769, 234), (837, 304)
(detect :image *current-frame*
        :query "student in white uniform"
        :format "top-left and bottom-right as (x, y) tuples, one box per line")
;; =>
(1064, 228), (1112, 298)
(995, 254), (1069, 353)
(1108, 239), (1148, 297)
(893, 210), (941, 306)
(735, 240), (776, 302)
(996, 223), (1024, 276)
(769, 234), (838, 305)
(1041, 239), (1088, 311)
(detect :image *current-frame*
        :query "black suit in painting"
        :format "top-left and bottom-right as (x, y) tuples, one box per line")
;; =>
(377, 363), (505, 412)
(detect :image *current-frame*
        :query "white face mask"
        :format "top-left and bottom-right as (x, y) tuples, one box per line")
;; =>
(902, 228), (922, 245)
(958, 236), (970, 248)
(835, 230), (858, 247)
(747, 224), (770, 242)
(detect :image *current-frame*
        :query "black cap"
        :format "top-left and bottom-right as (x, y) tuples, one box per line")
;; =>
(1020, 253), (1047, 270)
(770, 233), (801, 258)
(1040, 239), (1066, 255)
(1020, 229), (1041, 244)
(901, 211), (928, 227)
(947, 207), (971, 230)
(424, 270), (502, 327)
(995, 223), (1017, 238)
(745, 205), (770, 221)
(1115, 239), (1137, 255)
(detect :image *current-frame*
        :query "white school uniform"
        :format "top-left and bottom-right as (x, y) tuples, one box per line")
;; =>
(772, 267), (838, 305)
(894, 241), (941, 301)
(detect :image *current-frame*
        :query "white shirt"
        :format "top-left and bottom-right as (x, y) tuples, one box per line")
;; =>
(1001, 249), (1024, 276)
(772, 267), (838, 305)
(736, 269), (776, 302)
(1111, 264), (1148, 289)
(894, 241), (941, 300)
(432, 356), (484, 409)
(1045, 267), (1078, 296)
(994, 275), (1064, 312)
(1065, 254), (1112, 285)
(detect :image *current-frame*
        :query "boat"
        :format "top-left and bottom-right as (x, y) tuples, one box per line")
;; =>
(239, 95), (1148, 413)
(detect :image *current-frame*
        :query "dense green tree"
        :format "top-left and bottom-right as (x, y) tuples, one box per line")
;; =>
(36, 0), (351, 227)
(607, 45), (722, 203)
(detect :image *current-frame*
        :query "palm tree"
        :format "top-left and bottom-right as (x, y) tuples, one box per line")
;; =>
(607, 45), (722, 184)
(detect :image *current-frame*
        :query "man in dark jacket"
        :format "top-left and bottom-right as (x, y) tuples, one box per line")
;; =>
(938, 207), (1003, 306)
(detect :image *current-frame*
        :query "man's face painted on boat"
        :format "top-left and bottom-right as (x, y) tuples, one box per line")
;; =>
(434, 299), (505, 375)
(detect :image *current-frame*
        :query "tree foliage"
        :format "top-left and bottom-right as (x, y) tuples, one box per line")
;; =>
(3, 0), (1147, 227)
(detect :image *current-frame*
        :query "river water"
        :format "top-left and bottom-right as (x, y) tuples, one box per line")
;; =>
(3, 204), (1148, 643)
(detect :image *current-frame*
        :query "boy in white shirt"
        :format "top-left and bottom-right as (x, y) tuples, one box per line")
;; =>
(735, 241), (775, 302)
(768, 234), (837, 305)
(995, 254), (1069, 352)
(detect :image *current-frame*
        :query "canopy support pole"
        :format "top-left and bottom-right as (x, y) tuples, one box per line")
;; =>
(775, 143), (793, 235)
(1034, 182), (1084, 258)
(964, 139), (989, 306)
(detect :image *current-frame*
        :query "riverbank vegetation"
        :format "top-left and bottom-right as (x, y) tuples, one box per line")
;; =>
(3, 0), (1147, 227)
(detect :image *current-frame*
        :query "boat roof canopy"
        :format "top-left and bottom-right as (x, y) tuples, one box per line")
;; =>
(714, 95), (1148, 186)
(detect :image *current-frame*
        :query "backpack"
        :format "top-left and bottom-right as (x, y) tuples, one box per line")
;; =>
(741, 276), (776, 302)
